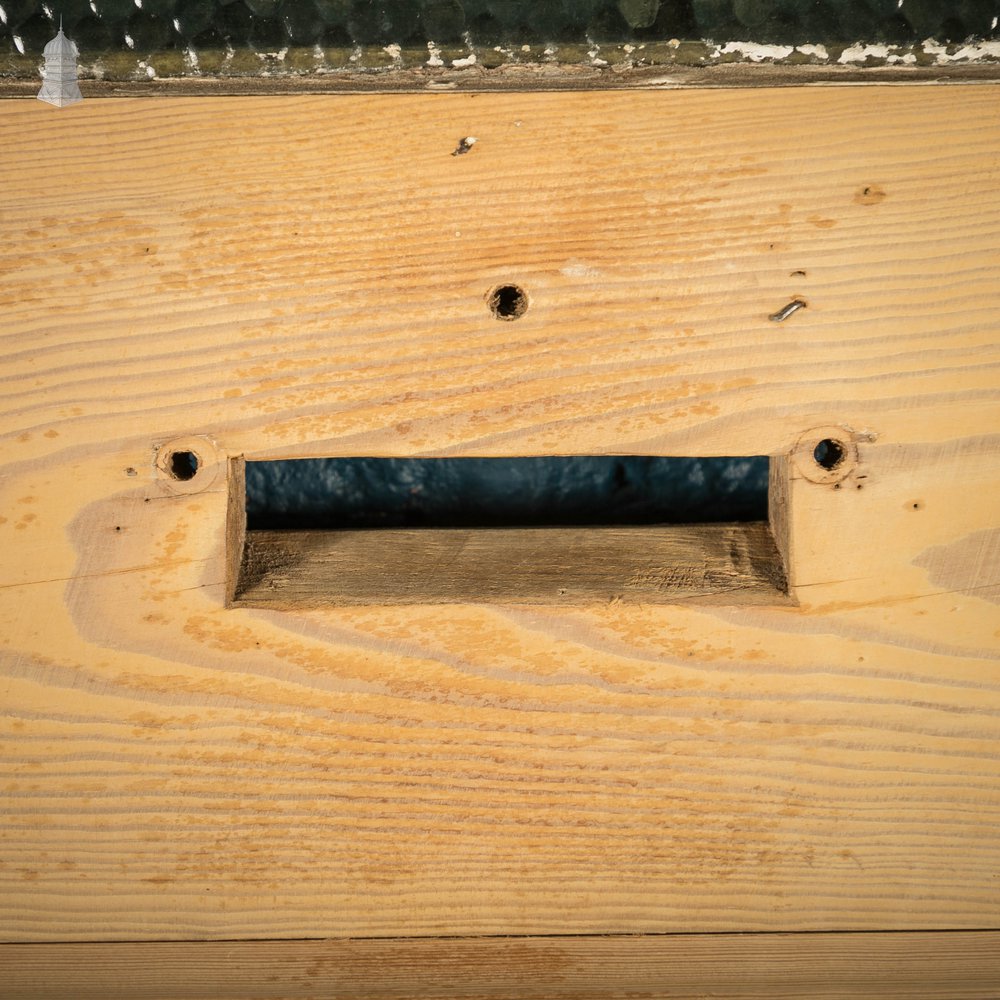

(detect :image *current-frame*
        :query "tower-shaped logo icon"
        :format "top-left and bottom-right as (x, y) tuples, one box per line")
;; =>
(37, 20), (83, 108)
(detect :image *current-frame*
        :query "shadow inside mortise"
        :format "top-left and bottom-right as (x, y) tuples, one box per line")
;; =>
(227, 455), (792, 608)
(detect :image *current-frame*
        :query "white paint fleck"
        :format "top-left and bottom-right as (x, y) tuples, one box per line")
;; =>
(13, 32), (24, 54)
(561, 261), (602, 279)
(0, 4), (6, 25)
(183, 44), (199, 70)
(124, 32), (135, 48)
(795, 43), (829, 59)
(42, 4), (52, 16)
(426, 41), (443, 66)
(667, 37), (680, 48)
(837, 42), (891, 63)
(993, 16), (998, 30)
(451, 51), (476, 67)
(586, 39), (608, 65)
(349, 44), (362, 63)
(623, 43), (635, 55)
(172, 17), (179, 30)
(383, 42), (401, 61)
(543, 44), (556, 56)
(712, 41), (794, 61)
(137, 59), (155, 77)
(521, 43), (530, 52)
(921, 37), (1000, 62)
(937, 39), (1000, 61)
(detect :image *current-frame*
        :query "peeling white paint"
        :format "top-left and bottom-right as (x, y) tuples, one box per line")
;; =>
(13, 32), (23, 54)
(183, 43), (199, 71)
(924, 37), (1000, 62)
(795, 43), (829, 59)
(383, 42), (401, 62)
(586, 38), (608, 66)
(0, 4), (6, 25)
(426, 41), (443, 66)
(124, 32), (135, 49)
(451, 51), (476, 67)
(712, 41), (794, 61)
(837, 42), (891, 63)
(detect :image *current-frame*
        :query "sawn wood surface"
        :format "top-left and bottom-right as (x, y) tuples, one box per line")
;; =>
(0, 88), (998, 942)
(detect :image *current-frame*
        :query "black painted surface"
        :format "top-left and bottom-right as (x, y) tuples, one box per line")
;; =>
(246, 455), (770, 530)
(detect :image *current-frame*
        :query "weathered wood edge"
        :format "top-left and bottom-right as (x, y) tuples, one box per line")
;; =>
(224, 456), (246, 608)
(234, 522), (791, 608)
(3, 932), (999, 999)
(3, 60), (1000, 97)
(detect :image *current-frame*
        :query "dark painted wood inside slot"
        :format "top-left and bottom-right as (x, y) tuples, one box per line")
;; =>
(230, 456), (789, 607)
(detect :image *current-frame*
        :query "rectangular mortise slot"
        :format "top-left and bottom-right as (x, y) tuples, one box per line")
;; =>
(229, 456), (790, 607)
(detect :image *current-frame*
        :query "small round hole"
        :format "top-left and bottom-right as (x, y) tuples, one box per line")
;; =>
(488, 284), (528, 321)
(813, 438), (845, 471)
(168, 450), (199, 481)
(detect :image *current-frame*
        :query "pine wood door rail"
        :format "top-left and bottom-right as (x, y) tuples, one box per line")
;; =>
(3, 932), (1000, 999)
(1, 85), (998, 995)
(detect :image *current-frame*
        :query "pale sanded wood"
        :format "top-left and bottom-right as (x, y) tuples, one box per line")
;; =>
(3, 932), (1000, 999)
(234, 522), (789, 606)
(0, 89), (998, 944)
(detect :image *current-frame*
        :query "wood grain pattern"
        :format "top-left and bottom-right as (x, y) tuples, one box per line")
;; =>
(4, 932), (1000, 999)
(0, 89), (999, 943)
(234, 522), (789, 606)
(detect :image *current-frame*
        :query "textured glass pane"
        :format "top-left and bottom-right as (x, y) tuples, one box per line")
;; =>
(2, 1), (998, 67)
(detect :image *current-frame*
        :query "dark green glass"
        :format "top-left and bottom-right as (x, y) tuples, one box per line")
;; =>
(125, 10), (175, 48)
(4, 0), (999, 64)
(174, 0), (217, 36)
(420, 0), (465, 40)
(281, 0), (324, 41)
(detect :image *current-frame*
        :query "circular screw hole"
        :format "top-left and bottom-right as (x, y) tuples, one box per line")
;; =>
(488, 284), (528, 321)
(813, 438), (845, 471)
(168, 450), (199, 481)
